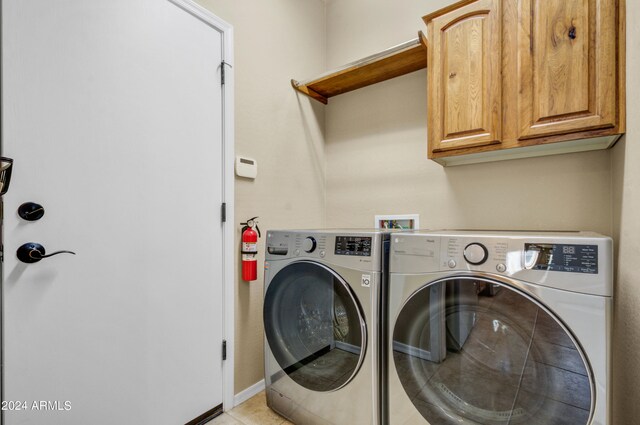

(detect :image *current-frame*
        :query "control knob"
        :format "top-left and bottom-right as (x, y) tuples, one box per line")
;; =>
(302, 237), (317, 253)
(464, 242), (488, 265)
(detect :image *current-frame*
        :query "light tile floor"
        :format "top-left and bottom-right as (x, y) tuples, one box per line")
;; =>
(206, 391), (293, 425)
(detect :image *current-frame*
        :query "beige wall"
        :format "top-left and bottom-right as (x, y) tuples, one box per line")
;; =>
(196, 0), (327, 393)
(324, 1), (633, 424)
(611, 0), (639, 422)
(198, 1), (637, 416)
(324, 0), (613, 234)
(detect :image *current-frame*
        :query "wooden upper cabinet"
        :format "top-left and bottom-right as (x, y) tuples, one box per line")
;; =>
(517, 0), (619, 139)
(425, 0), (502, 152)
(425, 0), (624, 165)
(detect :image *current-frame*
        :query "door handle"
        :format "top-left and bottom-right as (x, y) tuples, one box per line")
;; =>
(17, 242), (76, 264)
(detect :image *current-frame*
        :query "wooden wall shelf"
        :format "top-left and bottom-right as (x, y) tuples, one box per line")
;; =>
(292, 31), (428, 104)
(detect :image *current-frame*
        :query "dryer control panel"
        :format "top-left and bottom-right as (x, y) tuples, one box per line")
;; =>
(441, 237), (598, 274)
(390, 231), (613, 296)
(524, 243), (598, 274)
(441, 236), (509, 273)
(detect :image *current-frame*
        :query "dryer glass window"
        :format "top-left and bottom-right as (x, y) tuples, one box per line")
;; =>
(264, 262), (366, 392)
(392, 278), (593, 425)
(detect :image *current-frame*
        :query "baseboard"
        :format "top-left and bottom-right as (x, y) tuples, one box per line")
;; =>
(233, 379), (265, 407)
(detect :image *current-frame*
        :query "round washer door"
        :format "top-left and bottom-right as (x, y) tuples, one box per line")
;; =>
(392, 277), (594, 424)
(264, 261), (367, 392)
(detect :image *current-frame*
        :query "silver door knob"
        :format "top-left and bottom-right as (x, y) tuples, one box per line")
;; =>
(17, 242), (76, 264)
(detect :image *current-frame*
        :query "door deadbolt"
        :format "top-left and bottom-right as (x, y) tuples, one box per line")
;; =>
(18, 202), (45, 221)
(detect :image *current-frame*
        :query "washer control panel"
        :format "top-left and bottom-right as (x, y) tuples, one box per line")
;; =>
(335, 236), (372, 256)
(266, 230), (384, 271)
(294, 234), (327, 257)
(302, 237), (317, 253)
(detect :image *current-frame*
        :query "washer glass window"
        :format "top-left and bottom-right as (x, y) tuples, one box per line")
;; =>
(264, 262), (366, 392)
(392, 278), (593, 424)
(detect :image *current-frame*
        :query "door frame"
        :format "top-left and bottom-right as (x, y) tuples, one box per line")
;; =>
(0, 0), (236, 413)
(169, 0), (236, 410)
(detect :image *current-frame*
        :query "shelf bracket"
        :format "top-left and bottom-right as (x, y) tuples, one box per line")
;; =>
(291, 79), (328, 104)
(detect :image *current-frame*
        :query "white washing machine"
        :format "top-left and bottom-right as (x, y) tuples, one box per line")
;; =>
(386, 231), (612, 425)
(263, 230), (390, 425)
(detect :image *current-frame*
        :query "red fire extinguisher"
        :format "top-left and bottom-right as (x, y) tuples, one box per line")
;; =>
(241, 217), (260, 281)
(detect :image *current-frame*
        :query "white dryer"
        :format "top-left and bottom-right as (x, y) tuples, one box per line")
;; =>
(264, 230), (390, 425)
(386, 231), (612, 425)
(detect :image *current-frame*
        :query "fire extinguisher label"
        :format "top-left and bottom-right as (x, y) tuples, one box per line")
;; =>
(242, 242), (257, 252)
(242, 254), (257, 261)
(361, 274), (371, 288)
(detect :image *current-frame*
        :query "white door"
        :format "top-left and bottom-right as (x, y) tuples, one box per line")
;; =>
(1, 0), (228, 423)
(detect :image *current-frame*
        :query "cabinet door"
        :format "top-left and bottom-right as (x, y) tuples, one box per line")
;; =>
(426, 0), (501, 153)
(517, 0), (618, 139)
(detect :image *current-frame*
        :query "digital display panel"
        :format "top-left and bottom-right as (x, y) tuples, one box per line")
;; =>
(335, 236), (372, 257)
(524, 243), (597, 274)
